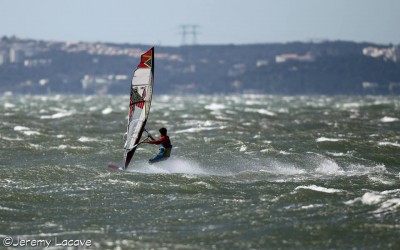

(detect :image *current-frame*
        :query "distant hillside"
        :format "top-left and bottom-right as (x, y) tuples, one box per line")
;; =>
(0, 36), (399, 95)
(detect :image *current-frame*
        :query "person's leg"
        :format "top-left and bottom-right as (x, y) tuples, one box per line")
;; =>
(149, 148), (166, 164)
(149, 154), (166, 163)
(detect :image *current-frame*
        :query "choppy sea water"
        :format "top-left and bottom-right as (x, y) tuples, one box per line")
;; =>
(0, 94), (399, 249)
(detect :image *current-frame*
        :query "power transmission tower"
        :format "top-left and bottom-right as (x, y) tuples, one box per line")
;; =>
(179, 24), (200, 45)
(190, 25), (199, 45)
(179, 25), (188, 45)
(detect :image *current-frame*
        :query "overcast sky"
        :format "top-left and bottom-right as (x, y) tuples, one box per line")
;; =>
(1, 0), (399, 46)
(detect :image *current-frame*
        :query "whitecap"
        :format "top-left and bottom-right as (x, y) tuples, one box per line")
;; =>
(50, 112), (74, 119)
(381, 189), (400, 195)
(344, 197), (361, 205)
(256, 109), (276, 116)
(341, 102), (361, 109)
(326, 151), (345, 157)
(0, 135), (23, 141)
(22, 131), (41, 136)
(14, 126), (30, 131)
(300, 204), (324, 210)
(347, 164), (387, 176)
(14, 126), (40, 136)
(295, 185), (344, 193)
(205, 103), (226, 110)
(380, 116), (399, 123)
(78, 136), (97, 142)
(244, 108), (276, 116)
(193, 181), (215, 189)
(56, 145), (90, 150)
(368, 176), (395, 185)
(345, 189), (400, 215)
(31, 229), (103, 237)
(4, 102), (16, 109)
(43, 222), (59, 228)
(244, 100), (264, 105)
(175, 126), (224, 134)
(316, 137), (344, 142)
(378, 141), (400, 147)
(0, 206), (16, 211)
(28, 143), (43, 149)
(108, 179), (138, 186)
(315, 158), (344, 175)
(361, 192), (384, 205)
(40, 111), (74, 119)
(102, 107), (113, 115)
(373, 198), (400, 215)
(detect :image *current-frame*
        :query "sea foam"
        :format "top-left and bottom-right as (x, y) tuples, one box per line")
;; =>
(130, 157), (207, 175)
(295, 185), (344, 193)
(40, 111), (74, 119)
(380, 116), (399, 123)
(316, 137), (344, 142)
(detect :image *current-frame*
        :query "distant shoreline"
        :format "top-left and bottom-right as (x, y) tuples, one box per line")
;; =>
(1, 36), (399, 95)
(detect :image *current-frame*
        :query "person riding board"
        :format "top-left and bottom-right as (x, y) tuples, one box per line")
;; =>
(143, 127), (172, 163)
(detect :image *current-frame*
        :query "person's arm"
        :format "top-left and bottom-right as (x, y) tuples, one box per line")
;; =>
(147, 132), (155, 140)
(143, 134), (163, 145)
(147, 137), (163, 145)
(142, 132), (155, 144)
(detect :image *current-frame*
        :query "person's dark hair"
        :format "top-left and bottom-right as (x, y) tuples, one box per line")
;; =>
(159, 127), (167, 136)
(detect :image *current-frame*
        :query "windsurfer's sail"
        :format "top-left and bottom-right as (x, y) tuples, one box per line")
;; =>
(123, 47), (154, 169)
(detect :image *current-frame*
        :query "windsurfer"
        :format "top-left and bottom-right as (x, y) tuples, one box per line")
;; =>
(143, 127), (172, 163)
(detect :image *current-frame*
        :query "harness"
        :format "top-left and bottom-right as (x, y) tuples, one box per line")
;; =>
(160, 136), (172, 157)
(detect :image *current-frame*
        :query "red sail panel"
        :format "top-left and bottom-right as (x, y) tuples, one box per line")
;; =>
(138, 49), (153, 69)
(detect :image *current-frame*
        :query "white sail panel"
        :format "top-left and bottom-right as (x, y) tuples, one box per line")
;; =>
(132, 68), (151, 86)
